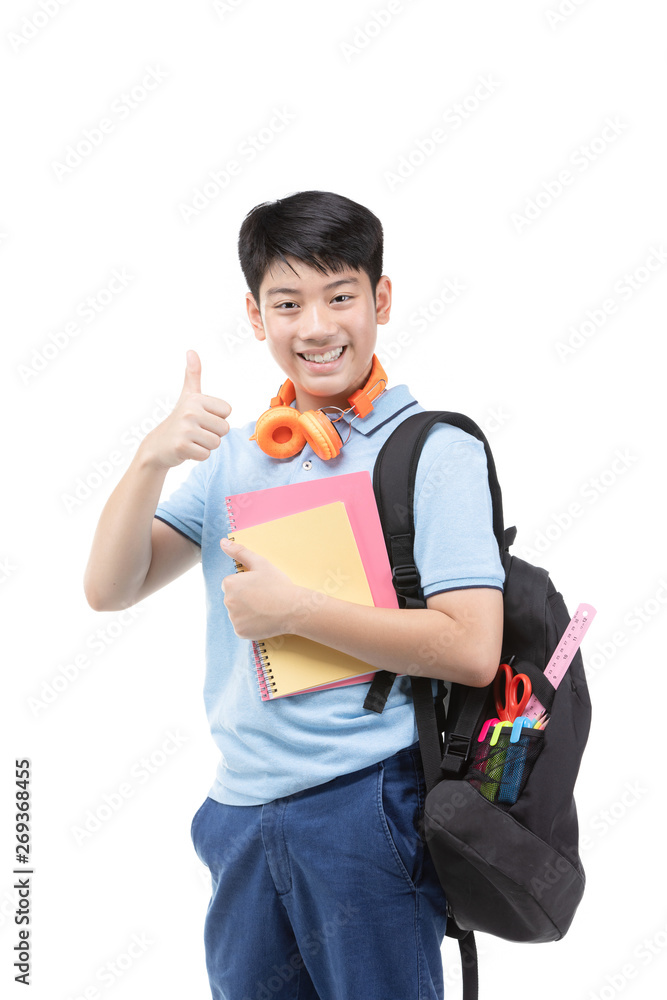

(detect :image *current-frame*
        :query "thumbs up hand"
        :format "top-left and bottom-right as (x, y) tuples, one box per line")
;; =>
(220, 537), (302, 640)
(142, 350), (232, 470)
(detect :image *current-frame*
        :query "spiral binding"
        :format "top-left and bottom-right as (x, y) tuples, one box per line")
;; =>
(224, 497), (236, 530)
(225, 500), (278, 702)
(253, 640), (277, 700)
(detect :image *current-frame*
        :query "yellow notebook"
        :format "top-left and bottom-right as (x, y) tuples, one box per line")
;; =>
(228, 501), (379, 700)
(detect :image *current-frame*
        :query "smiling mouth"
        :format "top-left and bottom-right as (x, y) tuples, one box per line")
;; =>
(298, 345), (346, 364)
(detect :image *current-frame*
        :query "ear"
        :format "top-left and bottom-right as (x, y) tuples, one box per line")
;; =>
(246, 291), (266, 342)
(375, 275), (392, 326)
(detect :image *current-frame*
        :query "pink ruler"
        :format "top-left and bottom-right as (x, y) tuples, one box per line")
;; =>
(523, 603), (596, 720)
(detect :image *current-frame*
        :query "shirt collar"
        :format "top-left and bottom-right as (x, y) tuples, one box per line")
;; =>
(335, 383), (420, 437)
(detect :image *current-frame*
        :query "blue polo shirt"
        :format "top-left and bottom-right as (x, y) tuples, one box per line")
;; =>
(154, 383), (504, 805)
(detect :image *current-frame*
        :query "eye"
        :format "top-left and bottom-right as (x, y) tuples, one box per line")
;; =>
(274, 295), (352, 309)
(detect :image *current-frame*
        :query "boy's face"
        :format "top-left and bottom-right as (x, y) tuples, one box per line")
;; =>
(246, 256), (391, 414)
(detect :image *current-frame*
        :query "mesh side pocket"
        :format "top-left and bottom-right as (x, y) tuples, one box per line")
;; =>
(466, 727), (545, 806)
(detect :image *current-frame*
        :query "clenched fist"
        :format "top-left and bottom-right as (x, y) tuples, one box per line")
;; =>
(142, 350), (232, 470)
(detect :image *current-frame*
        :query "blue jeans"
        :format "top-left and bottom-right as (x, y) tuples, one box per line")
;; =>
(191, 740), (449, 1000)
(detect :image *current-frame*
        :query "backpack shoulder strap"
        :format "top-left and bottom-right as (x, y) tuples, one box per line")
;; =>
(452, 928), (479, 1000)
(373, 410), (505, 559)
(364, 411), (506, 722)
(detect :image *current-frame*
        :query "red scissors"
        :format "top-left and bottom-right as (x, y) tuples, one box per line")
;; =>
(493, 663), (532, 722)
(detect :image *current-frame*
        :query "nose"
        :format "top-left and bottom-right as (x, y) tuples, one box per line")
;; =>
(300, 302), (338, 342)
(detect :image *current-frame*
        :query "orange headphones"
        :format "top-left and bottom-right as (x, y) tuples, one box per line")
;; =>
(250, 354), (388, 460)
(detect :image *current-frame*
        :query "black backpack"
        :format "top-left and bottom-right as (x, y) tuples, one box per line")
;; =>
(363, 411), (592, 1000)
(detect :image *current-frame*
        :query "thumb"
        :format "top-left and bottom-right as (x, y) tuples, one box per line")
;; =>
(221, 537), (263, 570)
(181, 349), (202, 395)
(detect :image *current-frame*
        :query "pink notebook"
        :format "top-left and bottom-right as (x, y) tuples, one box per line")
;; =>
(224, 472), (400, 699)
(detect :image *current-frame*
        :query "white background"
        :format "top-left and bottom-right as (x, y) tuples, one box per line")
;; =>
(2, 1), (665, 998)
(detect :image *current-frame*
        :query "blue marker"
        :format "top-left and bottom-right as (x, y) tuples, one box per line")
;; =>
(498, 718), (534, 805)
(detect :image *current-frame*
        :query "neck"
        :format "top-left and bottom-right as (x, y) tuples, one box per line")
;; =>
(277, 354), (388, 417)
(294, 384), (357, 413)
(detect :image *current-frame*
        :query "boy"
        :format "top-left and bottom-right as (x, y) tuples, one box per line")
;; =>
(84, 190), (505, 999)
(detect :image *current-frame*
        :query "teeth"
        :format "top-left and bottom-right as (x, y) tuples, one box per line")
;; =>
(302, 346), (344, 363)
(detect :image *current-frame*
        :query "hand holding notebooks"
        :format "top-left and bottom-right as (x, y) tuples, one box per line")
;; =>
(226, 491), (399, 701)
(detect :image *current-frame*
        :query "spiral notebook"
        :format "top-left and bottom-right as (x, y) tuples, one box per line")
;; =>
(224, 471), (398, 610)
(224, 473), (400, 701)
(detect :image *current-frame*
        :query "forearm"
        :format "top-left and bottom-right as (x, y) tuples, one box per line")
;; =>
(288, 589), (495, 686)
(83, 443), (168, 611)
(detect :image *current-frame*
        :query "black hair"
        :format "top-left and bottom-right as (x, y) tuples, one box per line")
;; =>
(237, 190), (384, 310)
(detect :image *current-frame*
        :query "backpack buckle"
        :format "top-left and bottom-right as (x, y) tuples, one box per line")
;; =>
(392, 563), (420, 592)
(440, 732), (473, 776)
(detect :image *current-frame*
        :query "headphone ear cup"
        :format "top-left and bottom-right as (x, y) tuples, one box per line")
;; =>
(252, 406), (307, 459)
(298, 409), (343, 461)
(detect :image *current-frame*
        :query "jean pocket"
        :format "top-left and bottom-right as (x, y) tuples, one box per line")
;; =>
(376, 753), (425, 890)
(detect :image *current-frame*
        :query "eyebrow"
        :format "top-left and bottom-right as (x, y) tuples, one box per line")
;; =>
(264, 276), (361, 297)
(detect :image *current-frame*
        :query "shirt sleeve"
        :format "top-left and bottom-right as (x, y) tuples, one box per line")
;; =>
(154, 455), (215, 548)
(412, 428), (505, 597)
